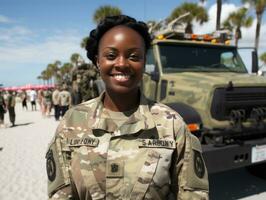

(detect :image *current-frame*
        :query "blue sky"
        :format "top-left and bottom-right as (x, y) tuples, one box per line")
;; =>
(0, 0), (265, 87)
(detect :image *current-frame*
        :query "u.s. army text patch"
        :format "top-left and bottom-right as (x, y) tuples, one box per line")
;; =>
(139, 139), (176, 149)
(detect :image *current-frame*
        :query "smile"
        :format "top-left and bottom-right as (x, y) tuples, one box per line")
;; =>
(112, 74), (131, 81)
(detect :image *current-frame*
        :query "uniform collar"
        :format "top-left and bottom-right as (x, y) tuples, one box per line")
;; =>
(91, 91), (156, 136)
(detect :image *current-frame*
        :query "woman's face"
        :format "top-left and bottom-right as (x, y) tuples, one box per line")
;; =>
(97, 25), (145, 95)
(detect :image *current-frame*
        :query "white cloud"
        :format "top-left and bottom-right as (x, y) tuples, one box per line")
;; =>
(194, 3), (239, 33)
(193, 3), (266, 51)
(0, 29), (87, 66)
(0, 26), (34, 43)
(0, 15), (12, 23)
(240, 21), (266, 49)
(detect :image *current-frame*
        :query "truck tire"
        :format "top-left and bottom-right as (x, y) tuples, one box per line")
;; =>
(246, 163), (266, 179)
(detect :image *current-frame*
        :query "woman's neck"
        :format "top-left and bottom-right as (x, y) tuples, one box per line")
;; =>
(103, 89), (140, 112)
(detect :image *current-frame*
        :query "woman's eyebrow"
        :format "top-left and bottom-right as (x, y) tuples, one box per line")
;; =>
(102, 47), (142, 52)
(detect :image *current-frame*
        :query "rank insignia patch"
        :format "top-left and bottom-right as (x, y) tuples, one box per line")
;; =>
(106, 160), (124, 178)
(193, 150), (205, 179)
(46, 149), (56, 182)
(111, 163), (119, 173)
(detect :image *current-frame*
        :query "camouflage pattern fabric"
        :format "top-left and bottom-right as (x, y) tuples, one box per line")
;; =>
(149, 72), (266, 129)
(46, 92), (209, 200)
(71, 63), (99, 102)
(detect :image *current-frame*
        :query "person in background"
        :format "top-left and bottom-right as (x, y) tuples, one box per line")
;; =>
(52, 85), (61, 121)
(21, 91), (28, 110)
(46, 15), (209, 200)
(58, 84), (71, 117)
(37, 89), (44, 112)
(0, 91), (6, 127)
(7, 91), (16, 127)
(43, 89), (53, 117)
(71, 81), (82, 106)
(29, 89), (37, 111)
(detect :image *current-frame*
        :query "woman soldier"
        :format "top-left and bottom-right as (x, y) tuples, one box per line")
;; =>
(46, 15), (209, 200)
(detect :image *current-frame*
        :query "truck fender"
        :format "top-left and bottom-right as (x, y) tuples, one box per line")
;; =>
(166, 102), (202, 124)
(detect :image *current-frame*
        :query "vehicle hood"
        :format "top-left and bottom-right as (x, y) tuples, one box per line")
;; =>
(161, 72), (266, 128)
(163, 72), (266, 90)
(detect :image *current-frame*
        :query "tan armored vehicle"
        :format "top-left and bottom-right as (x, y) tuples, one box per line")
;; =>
(143, 18), (266, 176)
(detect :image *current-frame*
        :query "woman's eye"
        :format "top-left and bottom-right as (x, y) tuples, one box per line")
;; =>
(129, 54), (141, 61)
(105, 53), (116, 60)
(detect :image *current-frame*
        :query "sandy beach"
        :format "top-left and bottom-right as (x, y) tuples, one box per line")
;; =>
(0, 104), (58, 200)
(0, 104), (266, 200)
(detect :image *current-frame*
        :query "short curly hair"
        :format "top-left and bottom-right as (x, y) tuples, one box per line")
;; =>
(85, 15), (151, 65)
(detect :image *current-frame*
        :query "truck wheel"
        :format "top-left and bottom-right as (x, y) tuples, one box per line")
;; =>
(246, 163), (266, 179)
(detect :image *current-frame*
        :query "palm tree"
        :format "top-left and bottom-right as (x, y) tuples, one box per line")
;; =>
(80, 5), (122, 52)
(60, 63), (73, 76)
(93, 5), (122, 24)
(46, 60), (61, 84)
(41, 70), (49, 85)
(70, 53), (84, 68)
(242, 0), (266, 50)
(80, 37), (89, 49)
(53, 60), (62, 83)
(169, 2), (208, 33)
(216, 0), (223, 30)
(60, 63), (74, 84)
(37, 75), (43, 84)
(200, 0), (224, 30)
(223, 7), (253, 46)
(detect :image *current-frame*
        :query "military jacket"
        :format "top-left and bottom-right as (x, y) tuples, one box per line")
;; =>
(46, 92), (209, 200)
(59, 90), (72, 106)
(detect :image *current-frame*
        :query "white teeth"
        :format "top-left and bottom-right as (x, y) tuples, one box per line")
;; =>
(113, 74), (130, 81)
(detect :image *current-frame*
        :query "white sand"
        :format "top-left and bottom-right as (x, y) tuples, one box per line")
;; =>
(0, 104), (59, 200)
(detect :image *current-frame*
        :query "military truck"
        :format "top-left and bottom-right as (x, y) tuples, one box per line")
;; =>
(143, 21), (266, 176)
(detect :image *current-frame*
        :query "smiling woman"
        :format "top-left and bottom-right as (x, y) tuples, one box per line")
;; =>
(96, 25), (146, 111)
(46, 15), (209, 200)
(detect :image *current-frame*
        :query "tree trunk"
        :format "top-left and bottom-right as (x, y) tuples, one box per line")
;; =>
(185, 23), (193, 33)
(216, 0), (222, 30)
(235, 27), (241, 47)
(255, 12), (262, 50)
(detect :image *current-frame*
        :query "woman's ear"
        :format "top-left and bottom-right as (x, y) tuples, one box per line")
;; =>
(95, 56), (99, 68)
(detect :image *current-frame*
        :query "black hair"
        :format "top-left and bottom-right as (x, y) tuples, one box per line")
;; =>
(85, 15), (151, 65)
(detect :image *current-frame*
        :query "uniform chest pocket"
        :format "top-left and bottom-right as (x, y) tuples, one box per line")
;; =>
(129, 139), (177, 200)
(67, 136), (106, 200)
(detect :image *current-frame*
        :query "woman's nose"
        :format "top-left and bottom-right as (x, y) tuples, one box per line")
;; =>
(115, 56), (129, 67)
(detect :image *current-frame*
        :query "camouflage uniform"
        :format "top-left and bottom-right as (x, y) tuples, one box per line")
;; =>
(46, 92), (209, 200)
(71, 63), (99, 102)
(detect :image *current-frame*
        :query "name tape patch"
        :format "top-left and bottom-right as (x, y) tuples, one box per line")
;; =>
(68, 136), (99, 147)
(139, 139), (176, 149)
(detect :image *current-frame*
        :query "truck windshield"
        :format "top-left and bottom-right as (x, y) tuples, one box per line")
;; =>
(158, 43), (248, 73)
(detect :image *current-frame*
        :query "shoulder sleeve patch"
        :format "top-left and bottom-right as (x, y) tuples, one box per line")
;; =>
(46, 149), (56, 182)
(46, 139), (70, 197)
(179, 132), (209, 191)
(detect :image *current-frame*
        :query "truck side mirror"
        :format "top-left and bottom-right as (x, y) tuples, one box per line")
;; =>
(252, 50), (258, 73)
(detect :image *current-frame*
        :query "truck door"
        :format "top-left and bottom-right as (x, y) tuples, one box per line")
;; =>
(142, 48), (159, 101)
